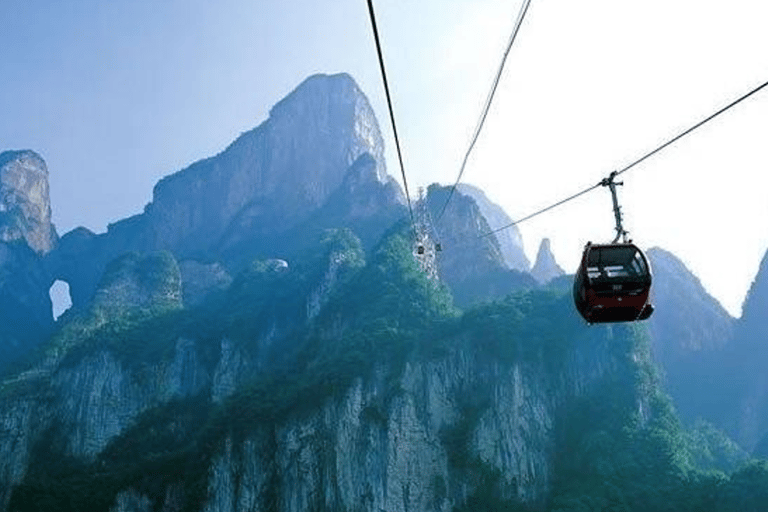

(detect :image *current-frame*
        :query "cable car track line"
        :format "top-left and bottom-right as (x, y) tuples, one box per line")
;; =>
(614, 77), (768, 178)
(437, 0), (534, 222)
(366, 0), (415, 228)
(482, 182), (600, 238)
(480, 76), (768, 238)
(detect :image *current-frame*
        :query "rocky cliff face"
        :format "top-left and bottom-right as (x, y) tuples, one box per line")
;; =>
(0, 151), (57, 370)
(0, 242), (53, 368)
(1, 261), (644, 512)
(647, 248), (733, 356)
(426, 185), (535, 308)
(0, 251), (192, 508)
(0, 150), (56, 255)
(456, 184), (529, 272)
(200, 325), (635, 512)
(531, 238), (564, 284)
(44, 73), (403, 311)
(642, 248), (735, 433)
(145, 73), (389, 255)
(729, 250), (768, 452)
(0, 227), (368, 510)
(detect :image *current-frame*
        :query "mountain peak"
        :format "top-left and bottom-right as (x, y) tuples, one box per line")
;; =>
(741, 249), (768, 328)
(268, 72), (387, 182)
(143, 73), (389, 255)
(531, 238), (564, 284)
(646, 247), (733, 353)
(0, 149), (56, 254)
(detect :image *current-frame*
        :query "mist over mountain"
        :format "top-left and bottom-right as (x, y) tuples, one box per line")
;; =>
(727, 250), (768, 453)
(643, 247), (768, 457)
(455, 183), (529, 271)
(427, 184), (536, 308)
(531, 238), (564, 285)
(1, 73), (767, 512)
(645, 248), (735, 423)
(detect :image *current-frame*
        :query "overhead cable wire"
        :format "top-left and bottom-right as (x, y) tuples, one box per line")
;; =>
(613, 77), (768, 178)
(480, 183), (601, 238)
(366, 0), (415, 227)
(437, 0), (534, 221)
(481, 76), (768, 238)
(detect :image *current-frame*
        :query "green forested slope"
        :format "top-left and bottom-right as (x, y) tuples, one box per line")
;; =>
(6, 227), (768, 512)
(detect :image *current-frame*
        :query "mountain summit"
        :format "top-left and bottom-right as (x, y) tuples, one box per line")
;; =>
(0, 150), (56, 254)
(47, 73), (403, 310)
(144, 72), (391, 254)
(531, 238), (564, 284)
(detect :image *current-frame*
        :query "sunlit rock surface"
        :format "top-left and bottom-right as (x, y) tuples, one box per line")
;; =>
(0, 150), (56, 255)
(44, 73), (403, 311)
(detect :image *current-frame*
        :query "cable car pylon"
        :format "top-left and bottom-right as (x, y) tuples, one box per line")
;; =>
(413, 187), (442, 279)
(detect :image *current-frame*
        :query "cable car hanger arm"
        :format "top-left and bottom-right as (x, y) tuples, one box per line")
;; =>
(601, 171), (627, 244)
(479, 76), (768, 239)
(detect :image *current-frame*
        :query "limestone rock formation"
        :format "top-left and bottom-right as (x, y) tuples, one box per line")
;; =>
(45, 73), (403, 310)
(0, 151), (59, 368)
(729, 250), (768, 452)
(647, 247), (733, 355)
(531, 238), (564, 284)
(299, 153), (405, 249)
(645, 248), (734, 425)
(428, 185), (535, 307)
(0, 150), (56, 255)
(145, 72), (389, 254)
(0, 242), (53, 369)
(456, 184), (529, 271)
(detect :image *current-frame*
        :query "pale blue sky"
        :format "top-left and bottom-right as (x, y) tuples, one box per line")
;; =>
(3, 0), (768, 316)
(0, 0), (386, 233)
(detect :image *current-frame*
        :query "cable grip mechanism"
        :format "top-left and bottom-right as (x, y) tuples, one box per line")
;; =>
(600, 171), (629, 243)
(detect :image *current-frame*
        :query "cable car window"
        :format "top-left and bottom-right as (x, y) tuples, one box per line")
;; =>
(602, 247), (636, 266)
(633, 252), (648, 274)
(604, 265), (629, 278)
(584, 245), (650, 281)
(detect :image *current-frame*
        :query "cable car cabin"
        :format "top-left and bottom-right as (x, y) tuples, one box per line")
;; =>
(573, 242), (654, 323)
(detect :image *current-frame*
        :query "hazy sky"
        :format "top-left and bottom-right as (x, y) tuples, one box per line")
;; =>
(2, 0), (767, 317)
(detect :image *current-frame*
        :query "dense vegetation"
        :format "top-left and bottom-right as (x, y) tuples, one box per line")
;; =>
(8, 226), (456, 511)
(6, 226), (768, 512)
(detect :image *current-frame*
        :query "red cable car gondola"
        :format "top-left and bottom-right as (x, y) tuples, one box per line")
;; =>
(573, 242), (654, 323)
(572, 172), (654, 323)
